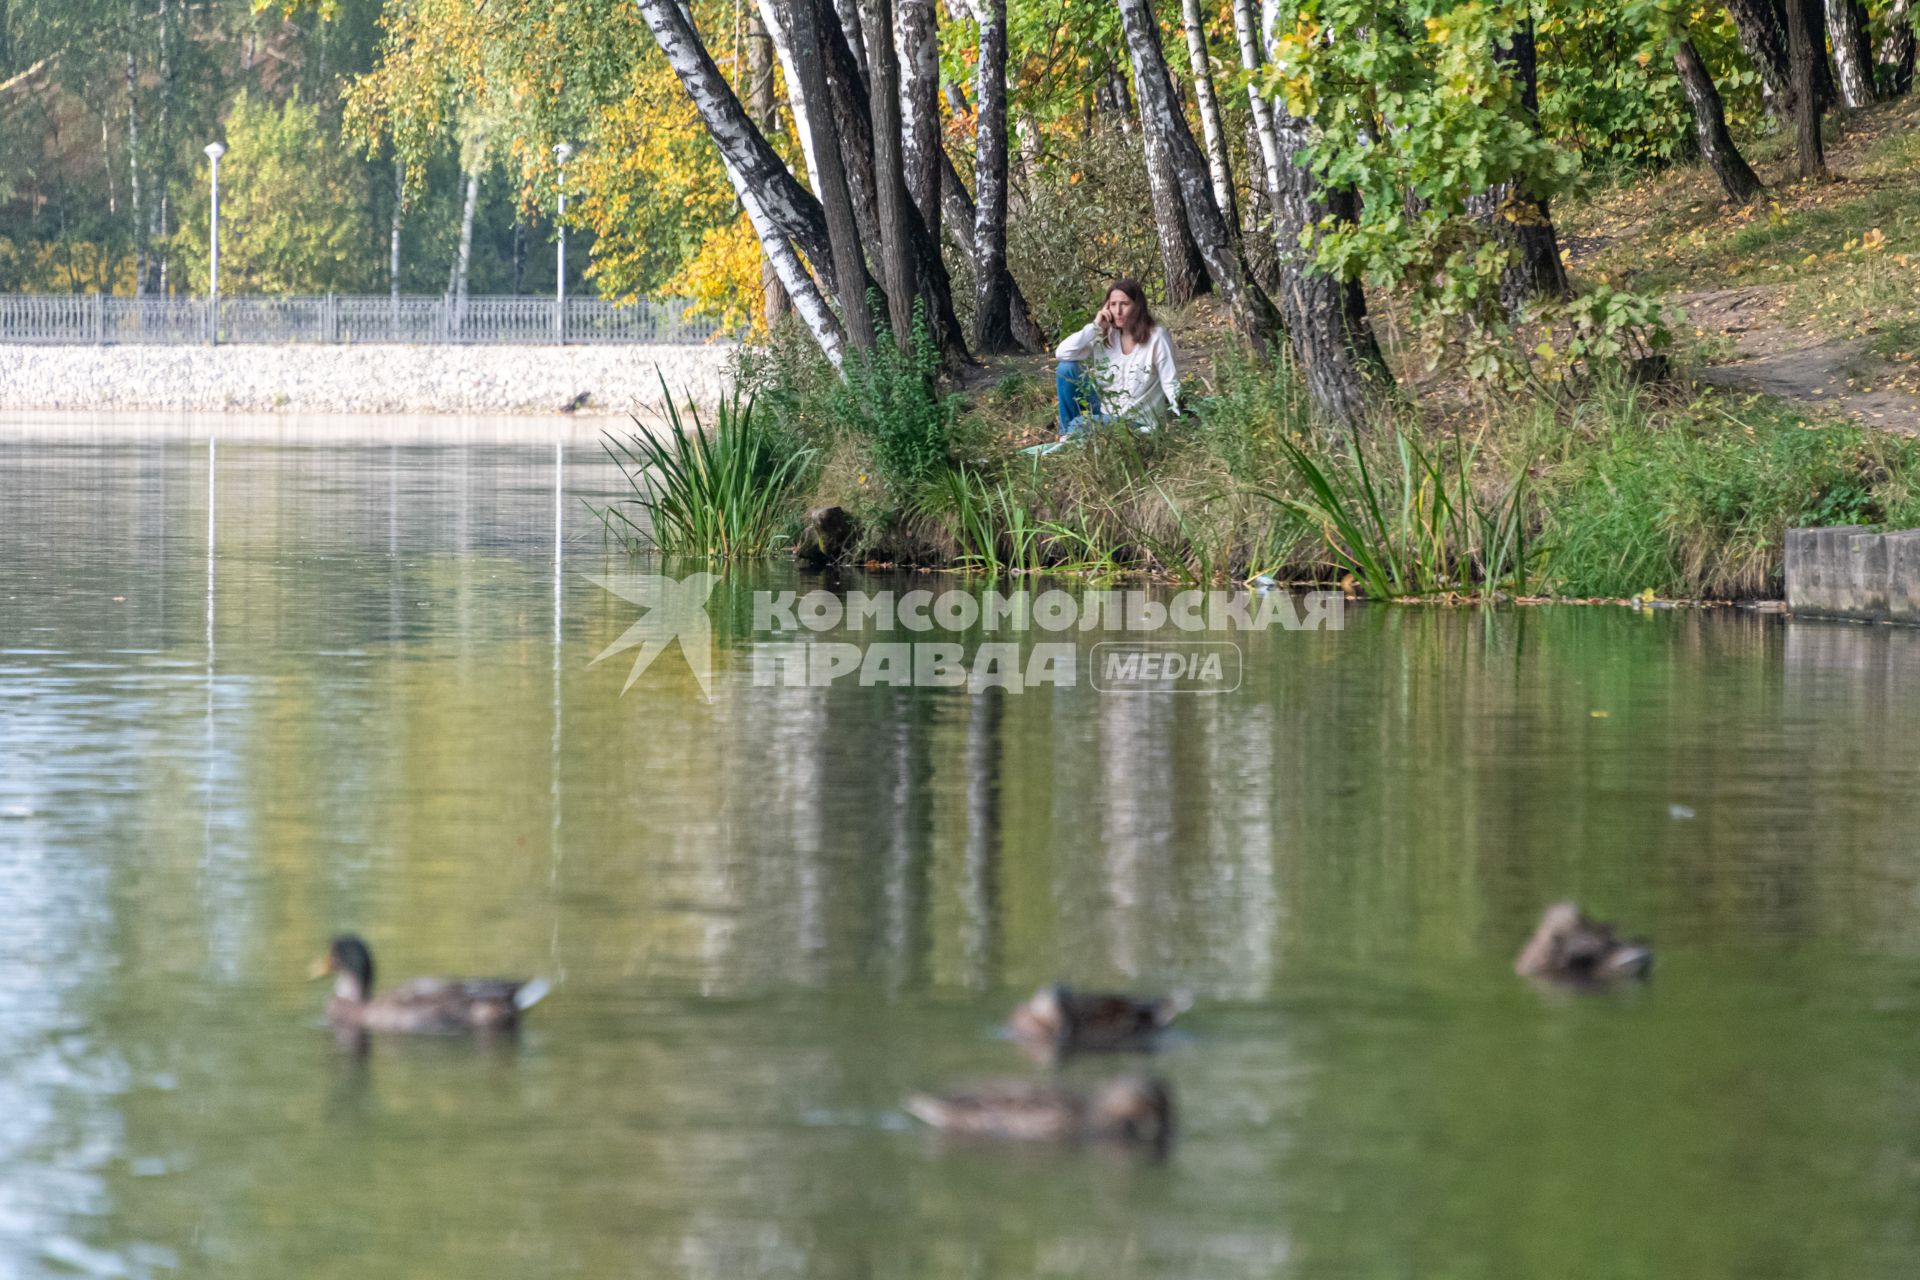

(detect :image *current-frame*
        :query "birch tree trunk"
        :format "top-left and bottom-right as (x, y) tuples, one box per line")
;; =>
(449, 167), (478, 331)
(971, 0), (1017, 351)
(817, 0), (972, 361)
(1674, 37), (1765, 204)
(637, 0), (848, 359)
(1130, 57), (1210, 303)
(125, 39), (144, 295)
(1232, 0), (1288, 275)
(1883, 0), (1915, 95)
(1825, 0), (1877, 106)
(1117, 0), (1280, 348)
(636, 0), (838, 288)
(746, 9), (791, 324)
(937, 146), (1045, 350)
(863, 0), (917, 345)
(1787, 0), (1829, 177)
(787, 0), (880, 350)
(897, 0), (941, 244)
(751, 0), (822, 190)
(390, 160), (404, 302)
(1179, 0), (1238, 239)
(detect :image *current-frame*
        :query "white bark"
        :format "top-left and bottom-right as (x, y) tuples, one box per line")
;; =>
(752, 0), (822, 190)
(1181, 0), (1238, 227)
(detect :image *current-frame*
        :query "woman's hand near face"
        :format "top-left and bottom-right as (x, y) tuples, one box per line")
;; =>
(1095, 300), (1114, 339)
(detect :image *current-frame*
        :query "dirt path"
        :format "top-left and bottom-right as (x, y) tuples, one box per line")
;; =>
(1674, 285), (1920, 433)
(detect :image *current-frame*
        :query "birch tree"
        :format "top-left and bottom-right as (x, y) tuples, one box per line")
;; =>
(1117, 0), (1279, 349)
(971, 0), (1017, 351)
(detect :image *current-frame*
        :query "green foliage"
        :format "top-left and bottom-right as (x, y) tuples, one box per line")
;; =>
(1540, 390), (1920, 597)
(919, 463), (1050, 573)
(597, 380), (817, 558)
(833, 307), (960, 502)
(171, 90), (376, 292)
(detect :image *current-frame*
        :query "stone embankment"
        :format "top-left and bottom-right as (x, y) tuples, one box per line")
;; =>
(1786, 527), (1920, 624)
(0, 343), (735, 415)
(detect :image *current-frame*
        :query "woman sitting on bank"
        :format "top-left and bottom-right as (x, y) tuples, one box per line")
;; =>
(1052, 278), (1181, 441)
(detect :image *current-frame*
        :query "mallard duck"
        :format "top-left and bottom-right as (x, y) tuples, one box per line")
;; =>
(906, 1075), (1173, 1148)
(1514, 903), (1653, 984)
(310, 934), (550, 1034)
(1006, 983), (1190, 1058)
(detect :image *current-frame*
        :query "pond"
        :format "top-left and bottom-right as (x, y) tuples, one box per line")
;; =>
(3, 419), (1920, 1279)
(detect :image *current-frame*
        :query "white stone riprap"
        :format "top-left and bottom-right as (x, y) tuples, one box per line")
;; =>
(0, 342), (737, 415)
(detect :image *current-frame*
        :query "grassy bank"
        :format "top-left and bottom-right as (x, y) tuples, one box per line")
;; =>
(600, 100), (1920, 600)
(601, 322), (1920, 599)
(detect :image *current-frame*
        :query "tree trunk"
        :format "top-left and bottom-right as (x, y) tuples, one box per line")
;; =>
(1826, 0), (1877, 105)
(1179, 0), (1238, 240)
(390, 160), (404, 301)
(746, 9), (791, 324)
(751, 0), (824, 192)
(787, 0), (880, 350)
(125, 40), (143, 296)
(1130, 58), (1210, 304)
(971, 0), (1017, 350)
(1474, 17), (1568, 312)
(1803, 0), (1839, 107)
(816, 0), (972, 361)
(149, 0), (176, 295)
(1725, 0), (1795, 108)
(1240, 112), (1280, 291)
(1119, 0), (1283, 348)
(1883, 0), (1916, 95)
(1674, 39), (1765, 204)
(450, 167), (478, 329)
(834, 0), (868, 80)
(937, 146), (1045, 350)
(1232, 0), (1288, 288)
(637, 0), (847, 360)
(863, 0), (917, 345)
(636, 0), (838, 289)
(1270, 110), (1391, 427)
(1787, 0), (1829, 177)
(897, 0), (941, 245)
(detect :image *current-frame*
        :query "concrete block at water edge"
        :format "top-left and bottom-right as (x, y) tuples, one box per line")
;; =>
(1844, 532), (1891, 620)
(1886, 531), (1920, 625)
(1784, 526), (1869, 615)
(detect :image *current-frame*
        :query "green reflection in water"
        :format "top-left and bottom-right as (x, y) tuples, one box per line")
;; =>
(1, 434), (1919, 1279)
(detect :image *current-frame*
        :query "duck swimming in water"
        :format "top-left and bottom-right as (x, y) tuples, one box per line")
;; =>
(1514, 903), (1653, 985)
(906, 1075), (1174, 1149)
(1005, 983), (1190, 1059)
(310, 934), (550, 1035)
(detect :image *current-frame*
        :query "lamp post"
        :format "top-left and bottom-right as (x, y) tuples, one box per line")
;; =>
(554, 142), (573, 343)
(204, 141), (225, 344)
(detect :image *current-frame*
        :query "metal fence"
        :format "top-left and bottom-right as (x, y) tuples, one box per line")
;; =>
(0, 294), (721, 345)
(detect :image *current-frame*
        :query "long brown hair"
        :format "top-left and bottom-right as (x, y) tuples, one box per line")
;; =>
(1105, 278), (1155, 345)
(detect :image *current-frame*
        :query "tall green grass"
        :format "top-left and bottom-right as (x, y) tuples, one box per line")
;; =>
(598, 381), (816, 558)
(1272, 425), (1534, 597)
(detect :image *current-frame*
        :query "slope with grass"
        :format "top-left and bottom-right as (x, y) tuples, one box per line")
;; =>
(1563, 95), (1920, 432)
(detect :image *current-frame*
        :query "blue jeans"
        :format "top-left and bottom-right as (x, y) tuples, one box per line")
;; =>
(1055, 361), (1116, 436)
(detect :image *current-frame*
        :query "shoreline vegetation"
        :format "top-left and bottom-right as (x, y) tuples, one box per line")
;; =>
(601, 316), (1920, 602)
(600, 92), (1920, 605)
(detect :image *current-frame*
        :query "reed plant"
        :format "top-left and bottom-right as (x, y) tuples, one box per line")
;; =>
(1272, 425), (1533, 597)
(598, 380), (816, 558)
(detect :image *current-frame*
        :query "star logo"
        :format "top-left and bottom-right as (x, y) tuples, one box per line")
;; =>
(585, 572), (724, 701)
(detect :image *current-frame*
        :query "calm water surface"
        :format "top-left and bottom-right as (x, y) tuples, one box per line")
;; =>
(3, 422), (1920, 1279)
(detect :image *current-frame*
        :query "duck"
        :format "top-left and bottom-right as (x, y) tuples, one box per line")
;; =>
(310, 934), (550, 1035)
(1513, 902), (1653, 984)
(905, 1075), (1174, 1149)
(1006, 983), (1190, 1058)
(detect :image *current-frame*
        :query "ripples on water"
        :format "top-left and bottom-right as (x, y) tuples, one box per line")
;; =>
(2, 424), (1920, 1278)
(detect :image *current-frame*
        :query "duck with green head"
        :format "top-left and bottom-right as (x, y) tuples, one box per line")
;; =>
(311, 934), (550, 1035)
